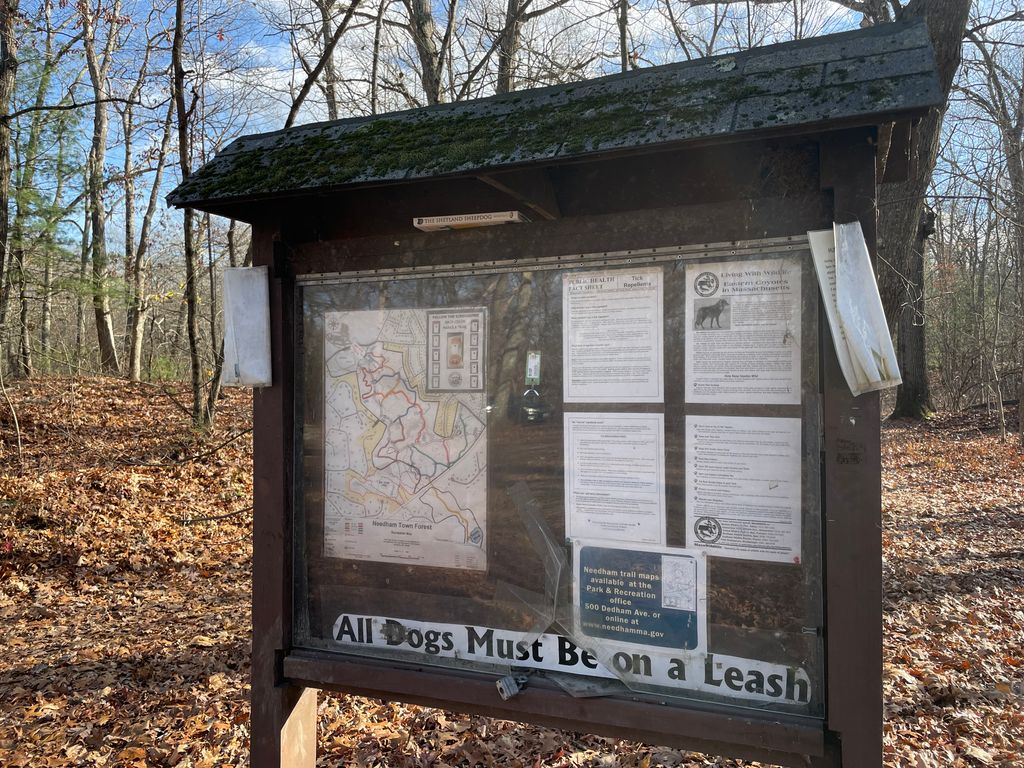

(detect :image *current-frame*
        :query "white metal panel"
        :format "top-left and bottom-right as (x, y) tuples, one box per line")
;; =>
(223, 266), (272, 387)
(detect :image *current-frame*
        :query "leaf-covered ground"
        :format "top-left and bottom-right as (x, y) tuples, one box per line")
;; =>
(1, 378), (1021, 767)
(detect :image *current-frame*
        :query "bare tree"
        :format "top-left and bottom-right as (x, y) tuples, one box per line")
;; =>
(0, 0), (20, 362)
(125, 95), (176, 382)
(81, 0), (125, 375)
(7, 1), (82, 375)
(494, 0), (573, 93)
(402, 0), (451, 105)
(112, 5), (177, 382)
(285, 0), (364, 126)
(874, 0), (971, 419)
(172, 0), (207, 424)
(954, 9), (1024, 441)
(616, 0), (630, 72)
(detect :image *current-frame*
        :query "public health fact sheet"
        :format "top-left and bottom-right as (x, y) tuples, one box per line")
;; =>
(563, 267), (664, 403)
(685, 257), (801, 405)
(685, 415), (802, 563)
(564, 412), (666, 545)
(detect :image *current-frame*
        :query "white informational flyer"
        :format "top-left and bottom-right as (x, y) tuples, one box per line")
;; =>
(426, 308), (486, 392)
(563, 267), (664, 403)
(685, 415), (802, 564)
(564, 412), (666, 545)
(808, 223), (901, 395)
(323, 308), (488, 570)
(685, 258), (801, 405)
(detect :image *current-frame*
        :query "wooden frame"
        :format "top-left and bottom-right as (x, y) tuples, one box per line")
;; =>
(247, 129), (882, 768)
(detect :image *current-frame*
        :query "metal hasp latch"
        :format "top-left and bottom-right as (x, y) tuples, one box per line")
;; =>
(495, 675), (530, 700)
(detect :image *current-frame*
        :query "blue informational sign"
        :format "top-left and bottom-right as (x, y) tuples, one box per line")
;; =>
(577, 544), (700, 650)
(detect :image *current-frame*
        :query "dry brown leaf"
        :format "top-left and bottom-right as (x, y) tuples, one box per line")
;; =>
(2, 380), (1023, 768)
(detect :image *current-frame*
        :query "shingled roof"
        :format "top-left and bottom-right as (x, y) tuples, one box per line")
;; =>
(168, 19), (940, 209)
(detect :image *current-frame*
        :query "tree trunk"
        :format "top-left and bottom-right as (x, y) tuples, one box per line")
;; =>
(227, 219), (238, 268)
(617, 0), (629, 73)
(989, 262), (1006, 440)
(10, 182), (29, 377)
(404, 0), (441, 104)
(87, 153), (120, 373)
(202, 212), (227, 423)
(9, 13), (58, 378)
(370, 0), (386, 113)
(38, 99), (68, 376)
(204, 337), (224, 424)
(174, 0), (205, 427)
(205, 214), (217, 348)
(0, 0), (19, 370)
(997, 84), (1024, 447)
(16, 250), (30, 376)
(891, 220), (933, 418)
(125, 255), (147, 381)
(40, 249), (51, 371)
(127, 97), (175, 381)
(144, 314), (156, 381)
(82, 2), (122, 375)
(122, 103), (137, 356)
(125, 259), (146, 382)
(0, 236), (11, 365)
(877, 0), (970, 419)
(74, 196), (91, 369)
(495, 0), (520, 94)
(317, 0), (339, 119)
(11, 128), (29, 379)
(976, 217), (989, 411)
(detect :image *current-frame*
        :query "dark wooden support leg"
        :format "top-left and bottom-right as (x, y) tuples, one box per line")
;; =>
(250, 229), (316, 768)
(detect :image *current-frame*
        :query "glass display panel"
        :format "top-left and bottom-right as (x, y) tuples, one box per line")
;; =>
(294, 245), (824, 717)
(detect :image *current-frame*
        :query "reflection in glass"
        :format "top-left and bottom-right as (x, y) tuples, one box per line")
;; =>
(293, 253), (824, 716)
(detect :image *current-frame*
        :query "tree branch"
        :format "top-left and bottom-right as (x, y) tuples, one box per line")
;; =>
(285, 0), (365, 128)
(2, 96), (143, 123)
(967, 11), (1024, 36)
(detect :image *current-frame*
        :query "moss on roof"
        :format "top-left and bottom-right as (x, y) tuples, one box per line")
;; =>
(168, 19), (941, 209)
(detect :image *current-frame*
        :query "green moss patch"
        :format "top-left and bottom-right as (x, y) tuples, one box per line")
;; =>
(172, 72), (774, 203)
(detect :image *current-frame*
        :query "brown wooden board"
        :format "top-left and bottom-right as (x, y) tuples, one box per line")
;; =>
(284, 650), (826, 766)
(820, 129), (884, 767)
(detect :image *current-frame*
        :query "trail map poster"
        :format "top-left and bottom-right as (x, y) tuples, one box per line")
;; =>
(322, 309), (488, 570)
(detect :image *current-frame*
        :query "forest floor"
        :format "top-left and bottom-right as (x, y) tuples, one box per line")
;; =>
(0, 377), (1022, 768)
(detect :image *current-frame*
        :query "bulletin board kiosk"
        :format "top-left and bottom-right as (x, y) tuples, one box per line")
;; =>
(169, 20), (941, 768)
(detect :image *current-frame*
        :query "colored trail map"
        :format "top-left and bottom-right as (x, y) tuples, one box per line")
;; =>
(323, 309), (488, 570)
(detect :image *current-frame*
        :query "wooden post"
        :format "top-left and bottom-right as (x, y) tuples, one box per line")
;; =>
(819, 128), (883, 768)
(250, 227), (316, 768)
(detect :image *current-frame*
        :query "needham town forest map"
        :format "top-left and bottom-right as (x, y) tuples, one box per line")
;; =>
(323, 308), (488, 571)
